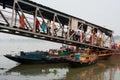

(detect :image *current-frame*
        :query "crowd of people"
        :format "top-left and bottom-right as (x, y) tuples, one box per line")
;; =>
(19, 14), (114, 48)
(19, 14), (58, 36)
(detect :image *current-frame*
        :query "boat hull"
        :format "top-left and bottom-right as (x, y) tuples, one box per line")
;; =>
(4, 54), (68, 64)
(68, 60), (96, 67)
(67, 53), (98, 67)
(98, 54), (112, 60)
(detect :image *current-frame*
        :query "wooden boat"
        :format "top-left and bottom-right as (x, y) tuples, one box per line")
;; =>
(96, 50), (113, 60)
(67, 53), (98, 67)
(4, 51), (69, 64)
(98, 53), (112, 60)
(4, 46), (75, 64)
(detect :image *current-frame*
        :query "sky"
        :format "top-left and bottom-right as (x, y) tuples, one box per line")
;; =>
(32, 0), (120, 35)
(0, 0), (120, 39)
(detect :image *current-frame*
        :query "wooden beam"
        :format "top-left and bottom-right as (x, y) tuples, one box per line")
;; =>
(69, 31), (75, 39)
(38, 9), (45, 22)
(56, 15), (64, 36)
(52, 14), (56, 36)
(11, 0), (15, 26)
(67, 18), (71, 39)
(33, 7), (38, 32)
(0, 10), (9, 26)
(14, 10), (17, 26)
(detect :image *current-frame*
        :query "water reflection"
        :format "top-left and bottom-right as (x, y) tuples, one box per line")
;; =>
(66, 54), (120, 80)
(4, 54), (120, 80)
(6, 63), (69, 80)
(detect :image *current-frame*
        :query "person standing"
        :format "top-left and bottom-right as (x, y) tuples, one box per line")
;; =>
(36, 19), (40, 33)
(41, 21), (47, 33)
(19, 14), (25, 29)
(52, 23), (57, 36)
(46, 20), (51, 35)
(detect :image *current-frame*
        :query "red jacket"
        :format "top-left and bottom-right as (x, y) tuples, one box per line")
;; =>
(36, 20), (40, 27)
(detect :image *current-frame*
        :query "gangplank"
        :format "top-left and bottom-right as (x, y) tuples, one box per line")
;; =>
(0, 0), (116, 52)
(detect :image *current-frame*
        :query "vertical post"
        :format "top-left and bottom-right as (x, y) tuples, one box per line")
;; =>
(53, 14), (56, 24)
(52, 14), (56, 36)
(11, 0), (16, 27)
(67, 18), (71, 39)
(109, 36), (112, 48)
(14, 10), (17, 26)
(97, 30), (101, 46)
(71, 18), (78, 31)
(80, 24), (83, 42)
(62, 24), (64, 37)
(109, 34), (115, 49)
(100, 31), (103, 47)
(33, 7), (38, 32)
(111, 34), (115, 47)
(101, 32), (103, 47)
(92, 27), (94, 45)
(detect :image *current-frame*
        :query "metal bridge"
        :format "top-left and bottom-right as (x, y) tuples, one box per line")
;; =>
(0, 0), (116, 52)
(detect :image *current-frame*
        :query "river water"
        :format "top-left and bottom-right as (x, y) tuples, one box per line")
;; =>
(0, 39), (120, 80)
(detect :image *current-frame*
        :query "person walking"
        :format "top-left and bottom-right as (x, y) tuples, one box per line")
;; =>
(19, 14), (25, 29)
(36, 19), (40, 33)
